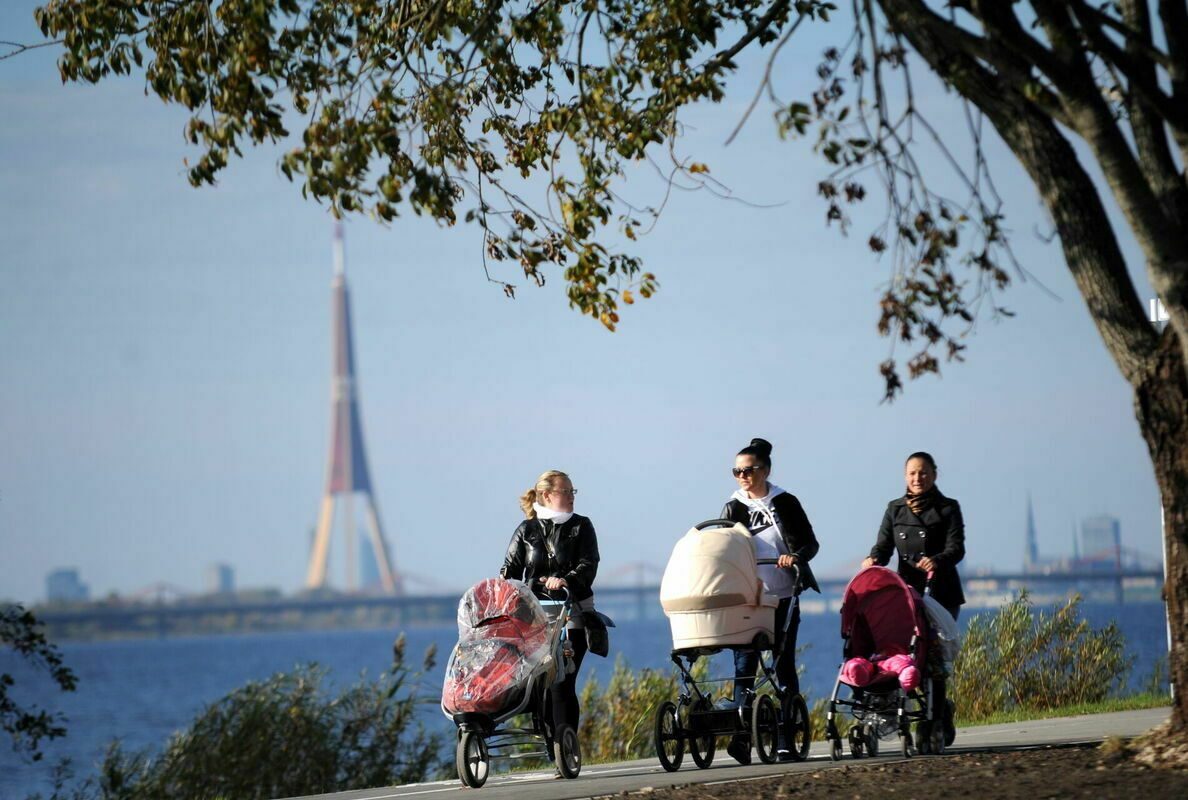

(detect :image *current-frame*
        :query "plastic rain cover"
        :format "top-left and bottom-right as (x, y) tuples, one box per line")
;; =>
(442, 578), (552, 715)
(921, 594), (961, 666)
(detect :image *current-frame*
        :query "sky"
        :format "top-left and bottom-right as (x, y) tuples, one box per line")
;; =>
(0, 4), (1165, 605)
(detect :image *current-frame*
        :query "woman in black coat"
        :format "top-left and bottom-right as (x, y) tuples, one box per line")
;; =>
(861, 452), (965, 619)
(500, 470), (599, 742)
(720, 438), (820, 763)
(861, 451), (963, 744)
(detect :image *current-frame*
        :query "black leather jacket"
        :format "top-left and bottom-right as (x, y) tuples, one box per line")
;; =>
(869, 488), (966, 608)
(500, 514), (600, 601)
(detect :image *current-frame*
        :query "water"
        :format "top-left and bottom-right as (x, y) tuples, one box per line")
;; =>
(0, 602), (1170, 798)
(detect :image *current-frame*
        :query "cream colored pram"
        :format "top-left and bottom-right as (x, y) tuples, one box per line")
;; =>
(652, 520), (812, 770)
(660, 520), (778, 650)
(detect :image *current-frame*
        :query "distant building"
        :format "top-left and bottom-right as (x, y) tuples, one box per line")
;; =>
(205, 563), (235, 595)
(1080, 515), (1122, 571)
(46, 568), (89, 603)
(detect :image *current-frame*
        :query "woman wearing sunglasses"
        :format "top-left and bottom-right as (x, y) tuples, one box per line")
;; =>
(500, 470), (600, 752)
(720, 438), (820, 764)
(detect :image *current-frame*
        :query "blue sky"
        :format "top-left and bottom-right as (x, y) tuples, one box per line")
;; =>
(0, 4), (1164, 604)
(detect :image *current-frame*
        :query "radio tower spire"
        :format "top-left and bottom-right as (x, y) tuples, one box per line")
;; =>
(1024, 492), (1039, 573)
(305, 222), (402, 595)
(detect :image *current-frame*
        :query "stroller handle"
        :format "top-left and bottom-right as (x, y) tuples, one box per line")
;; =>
(534, 580), (571, 602)
(693, 518), (738, 530)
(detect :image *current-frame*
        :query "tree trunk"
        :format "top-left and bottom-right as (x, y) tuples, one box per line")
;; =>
(875, 0), (1185, 736)
(1134, 329), (1188, 733)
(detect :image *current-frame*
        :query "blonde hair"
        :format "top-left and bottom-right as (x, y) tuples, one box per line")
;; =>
(520, 470), (570, 518)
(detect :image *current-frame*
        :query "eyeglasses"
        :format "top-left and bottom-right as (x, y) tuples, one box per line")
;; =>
(732, 466), (763, 477)
(548, 488), (578, 496)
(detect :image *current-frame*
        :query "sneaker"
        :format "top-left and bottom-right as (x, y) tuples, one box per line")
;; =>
(714, 697), (740, 711)
(726, 736), (752, 765)
(776, 732), (792, 761)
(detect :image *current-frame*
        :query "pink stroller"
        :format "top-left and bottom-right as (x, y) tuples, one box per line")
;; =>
(824, 566), (950, 758)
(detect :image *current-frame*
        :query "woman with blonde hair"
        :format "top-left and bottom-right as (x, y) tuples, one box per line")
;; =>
(501, 470), (600, 745)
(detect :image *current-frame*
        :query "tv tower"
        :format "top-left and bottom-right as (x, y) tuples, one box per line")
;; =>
(1024, 492), (1039, 573)
(305, 224), (402, 595)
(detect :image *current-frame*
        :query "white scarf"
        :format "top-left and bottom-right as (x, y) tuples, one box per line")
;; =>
(730, 482), (787, 529)
(731, 483), (796, 598)
(533, 503), (574, 525)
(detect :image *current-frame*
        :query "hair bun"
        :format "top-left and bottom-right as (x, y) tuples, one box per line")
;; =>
(749, 437), (773, 456)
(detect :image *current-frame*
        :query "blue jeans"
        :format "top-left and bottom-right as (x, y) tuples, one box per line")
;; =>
(732, 597), (800, 704)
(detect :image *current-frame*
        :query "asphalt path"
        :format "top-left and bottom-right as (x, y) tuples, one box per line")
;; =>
(280, 707), (1170, 800)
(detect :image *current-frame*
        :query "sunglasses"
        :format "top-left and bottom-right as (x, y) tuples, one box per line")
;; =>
(548, 488), (578, 496)
(732, 466), (763, 477)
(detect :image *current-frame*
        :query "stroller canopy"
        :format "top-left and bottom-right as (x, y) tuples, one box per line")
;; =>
(661, 523), (769, 613)
(660, 522), (777, 651)
(840, 566), (928, 663)
(457, 576), (548, 635)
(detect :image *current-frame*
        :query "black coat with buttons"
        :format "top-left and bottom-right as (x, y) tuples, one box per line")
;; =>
(869, 489), (966, 608)
(500, 514), (600, 602)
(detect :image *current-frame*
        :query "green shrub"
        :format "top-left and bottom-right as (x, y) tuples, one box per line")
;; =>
(91, 635), (444, 800)
(950, 592), (1134, 722)
(577, 654), (689, 761)
(2, 605), (78, 762)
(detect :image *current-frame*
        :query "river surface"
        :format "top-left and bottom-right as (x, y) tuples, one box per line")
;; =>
(0, 601), (1170, 798)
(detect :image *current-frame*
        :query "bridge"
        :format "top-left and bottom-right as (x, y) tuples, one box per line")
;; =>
(33, 567), (1163, 640)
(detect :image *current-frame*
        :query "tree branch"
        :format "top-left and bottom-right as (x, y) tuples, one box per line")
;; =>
(1068, 0), (1188, 137)
(0, 39), (62, 61)
(1112, 0), (1188, 232)
(702, 0), (793, 74)
(877, 0), (1159, 383)
(1159, 0), (1188, 168)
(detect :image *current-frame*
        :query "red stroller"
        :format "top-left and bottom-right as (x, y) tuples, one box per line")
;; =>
(441, 577), (580, 787)
(824, 566), (951, 758)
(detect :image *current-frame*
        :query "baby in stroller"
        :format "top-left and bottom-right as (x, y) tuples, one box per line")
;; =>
(824, 565), (958, 759)
(441, 577), (581, 787)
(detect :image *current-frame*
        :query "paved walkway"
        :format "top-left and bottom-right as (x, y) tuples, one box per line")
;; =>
(281, 706), (1170, 800)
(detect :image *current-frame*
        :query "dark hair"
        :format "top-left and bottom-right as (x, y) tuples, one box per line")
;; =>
(738, 437), (773, 470)
(905, 451), (937, 471)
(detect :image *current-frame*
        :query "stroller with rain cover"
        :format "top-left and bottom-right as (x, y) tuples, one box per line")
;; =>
(441, 577), (581, 787)
(824, 565), (958, 759)
(652, 519), (812, 771)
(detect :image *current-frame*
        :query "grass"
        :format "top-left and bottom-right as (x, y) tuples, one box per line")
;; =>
(953, 691), (1171, 728)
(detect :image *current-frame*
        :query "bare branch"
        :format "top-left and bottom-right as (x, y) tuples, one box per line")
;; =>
(0, 39), (62, 61)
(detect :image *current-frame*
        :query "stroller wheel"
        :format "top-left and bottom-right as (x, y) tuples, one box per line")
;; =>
(786, 694), (811, 762)
(455, 729), (489, 788)
(554, 724), (582, 779)
(915, 721), (932, 755)
(943, 699), (956, 747)
(848, 724), (865, 758)
(751, 694), (779, 764)
(654, 701), (685, 772)
(864, 722), (880, 757)
(930, 719), (946, 756)
(898, 729), (912, 758)
(830, 737), (843, 761)
(686, 699), (716, 769)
